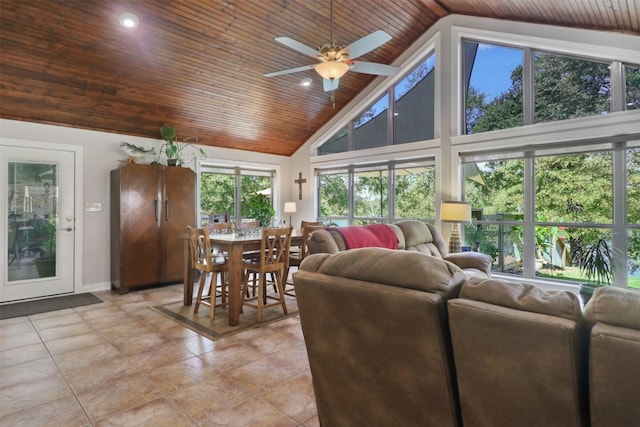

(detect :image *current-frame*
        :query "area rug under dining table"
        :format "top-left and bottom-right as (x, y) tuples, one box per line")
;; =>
(151, 293), (299, 340)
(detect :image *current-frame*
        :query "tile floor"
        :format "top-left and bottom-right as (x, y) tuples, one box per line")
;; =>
(0, 284), (319, 426)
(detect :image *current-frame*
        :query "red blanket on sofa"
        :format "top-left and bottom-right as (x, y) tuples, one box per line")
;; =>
(332, 224), (399, 250)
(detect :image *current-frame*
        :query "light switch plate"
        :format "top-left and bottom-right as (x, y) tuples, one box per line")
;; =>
(85, 203), (102, 212)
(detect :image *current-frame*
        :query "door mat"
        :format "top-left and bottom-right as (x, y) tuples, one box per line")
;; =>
(0, 293), (103, 320)
(151, 293), (299, 341)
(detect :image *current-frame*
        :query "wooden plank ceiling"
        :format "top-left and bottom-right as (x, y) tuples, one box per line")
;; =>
(1, 1), (637, 156)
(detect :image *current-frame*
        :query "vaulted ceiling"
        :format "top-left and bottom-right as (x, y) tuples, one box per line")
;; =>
(1, 1), (638, 156)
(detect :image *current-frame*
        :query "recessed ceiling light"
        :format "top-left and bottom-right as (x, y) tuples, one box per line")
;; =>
(301, 78), (312, 87)
(119, 12), (139, 29)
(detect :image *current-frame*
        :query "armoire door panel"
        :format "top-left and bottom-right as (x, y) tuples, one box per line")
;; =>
(162, 166), (196, 282)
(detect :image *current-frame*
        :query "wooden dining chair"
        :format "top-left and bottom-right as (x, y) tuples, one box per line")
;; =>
(241, 227), (292, 322)
(285, 221), (324, 295)
(207, 221), (232, 234)
(187, 226), (228, 320)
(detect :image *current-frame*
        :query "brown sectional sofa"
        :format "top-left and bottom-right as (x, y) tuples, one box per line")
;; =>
(306, 219), (493, 279)
(293, 248), (640, 427)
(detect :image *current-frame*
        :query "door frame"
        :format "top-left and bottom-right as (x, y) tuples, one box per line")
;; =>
(1, 138), (83, 300)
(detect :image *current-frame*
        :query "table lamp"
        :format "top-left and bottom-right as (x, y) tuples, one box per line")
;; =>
(284, 202), (297, 226)
(440, 201), (472, 254)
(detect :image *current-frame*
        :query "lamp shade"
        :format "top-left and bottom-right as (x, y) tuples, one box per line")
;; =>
(440, 201), (472, 223)
(284, 202), (297, 213)
(315, 61), (349, 80)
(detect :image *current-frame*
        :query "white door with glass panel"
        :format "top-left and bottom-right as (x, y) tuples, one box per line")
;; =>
(1, 145), (76, 302)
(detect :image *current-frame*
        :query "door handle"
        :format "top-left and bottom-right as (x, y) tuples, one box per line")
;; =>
(61, 227), (73, 232)
(165, 199), (169, 221)
(154, 199), (159, 221)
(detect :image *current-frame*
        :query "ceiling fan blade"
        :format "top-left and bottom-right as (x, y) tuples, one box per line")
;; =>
(350, 61), (399, 76)
(274, 37), (320, 58)
(264, 64), (315, 77)
(339, 30), (392, 59)
(323, 78), (340, 92)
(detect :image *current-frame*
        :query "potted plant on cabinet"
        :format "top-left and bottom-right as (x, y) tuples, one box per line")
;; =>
(32, 215), (57, 277)
(154, 124), (205, 167)
(571, 236), (613, 304)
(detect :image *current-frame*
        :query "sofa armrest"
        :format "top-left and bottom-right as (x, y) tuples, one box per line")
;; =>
(307, 229), (340, 255)
(444, 252), (493, 276)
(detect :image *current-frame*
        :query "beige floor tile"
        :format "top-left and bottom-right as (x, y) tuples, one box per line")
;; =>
(0, 286), (318, 425)
(227, 354), (303, 393)
(64, 356), (138, 395)
(0, 371), (74, 416)
(53, 342), (122, 373)
(259, 373), (317, 422)
(44, 331), (107, 355)
(75, 369), (162, 422)
(0, 317), (35, 337)
(36, 321), (95, 342)
(0, 328), (42, 352)
(199, 340), (267, 372)
(94, 397), (196, 427)
(1, 341), (50, 367)
(196, 398), (299, 427)
(0, 356), (60, 389)
(0, 394), (91, 427)
(168, 372), (256, 421)
(31, 311), (85, 331)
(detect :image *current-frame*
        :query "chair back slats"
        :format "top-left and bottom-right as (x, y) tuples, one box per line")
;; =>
(187, 225), (213, 271)
(259, 227), (292, 271)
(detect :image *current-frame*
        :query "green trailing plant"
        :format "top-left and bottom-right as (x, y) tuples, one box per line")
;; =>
(153, 124), (205, 166)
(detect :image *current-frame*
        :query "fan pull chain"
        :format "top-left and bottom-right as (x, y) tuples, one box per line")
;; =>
(331, 90), (336, 108)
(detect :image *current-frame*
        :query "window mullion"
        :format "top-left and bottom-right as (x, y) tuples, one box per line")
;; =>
(523, 48), (534, 125)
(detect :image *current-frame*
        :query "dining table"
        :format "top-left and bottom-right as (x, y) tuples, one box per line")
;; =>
(182, 228), (302, 326)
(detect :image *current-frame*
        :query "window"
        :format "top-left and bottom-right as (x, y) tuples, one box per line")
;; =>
(394, 54), (436, 144)
(463, 41), (524, 134)
(319, 126), (348, 155)
(462, 141), (639, 288)
(625, 64), (640, 110)
(394, 164), (436, 220)
(534, 53), (610, 123)
(463, 159), (524, 272)
(200, 166), (275, 226)
(317, 50), (437, 154)
(318, 170), (349, 225)
(353, 95), (388, 150)
(317, 159), (435, 225)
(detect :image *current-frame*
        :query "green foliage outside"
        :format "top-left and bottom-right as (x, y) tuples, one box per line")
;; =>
(200, 173), (275, 227)
(464, 53), (640, 287)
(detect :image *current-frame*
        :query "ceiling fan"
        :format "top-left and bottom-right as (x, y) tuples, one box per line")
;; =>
(264, 0), (400, 92)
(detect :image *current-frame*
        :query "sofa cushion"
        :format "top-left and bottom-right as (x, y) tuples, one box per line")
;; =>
(460, 277), (583, 323)
(584, 286), (640, 330)
(301, 247), (466, 297)
(395, 220), (447, 257)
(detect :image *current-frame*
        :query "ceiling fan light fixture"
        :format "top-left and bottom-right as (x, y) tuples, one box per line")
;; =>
(119, 12), (139, 29)
(315, 61), (349, 80)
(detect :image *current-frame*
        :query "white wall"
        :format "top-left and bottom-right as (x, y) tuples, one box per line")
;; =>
(0, 119), (292, 291)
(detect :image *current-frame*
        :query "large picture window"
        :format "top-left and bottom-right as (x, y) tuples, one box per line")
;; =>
(317, 52), (436, 155)
(200, 165), (275, 226)
(463, 41), (523, 134)
(317, 159), (435, 225)
(463, 141), (639, 288)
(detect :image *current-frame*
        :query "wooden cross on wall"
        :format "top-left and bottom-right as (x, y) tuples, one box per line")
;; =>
(295, 172), (306, 200)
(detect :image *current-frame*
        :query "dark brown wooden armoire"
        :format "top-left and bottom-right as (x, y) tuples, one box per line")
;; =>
(110, 163), (196, 293)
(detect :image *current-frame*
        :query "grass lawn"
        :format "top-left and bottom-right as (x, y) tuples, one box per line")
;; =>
(537, 267), (640, 289)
